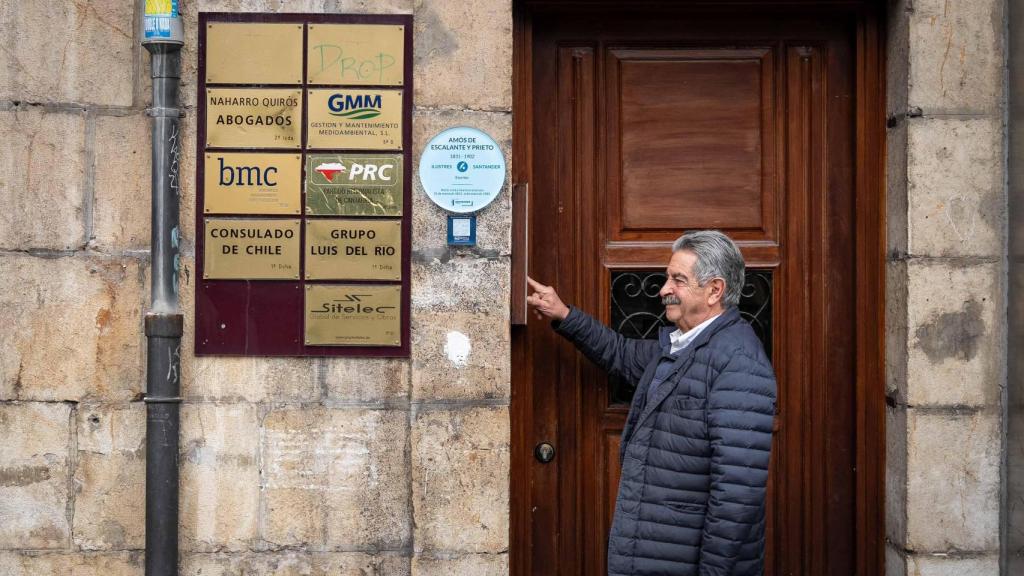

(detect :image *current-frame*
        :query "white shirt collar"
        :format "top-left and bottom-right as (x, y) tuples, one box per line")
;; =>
(668, 312), (722, 354)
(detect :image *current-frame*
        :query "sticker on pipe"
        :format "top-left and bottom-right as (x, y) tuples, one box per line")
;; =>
(418, 126), (505, 213)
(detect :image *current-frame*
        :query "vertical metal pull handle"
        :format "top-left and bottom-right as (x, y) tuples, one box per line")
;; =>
(511, 182), (529, 325)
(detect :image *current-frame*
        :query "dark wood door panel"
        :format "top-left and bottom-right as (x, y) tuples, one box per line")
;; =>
(608, 48), (774, 237)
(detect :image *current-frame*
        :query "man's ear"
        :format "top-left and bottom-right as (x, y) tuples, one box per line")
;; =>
(707, 278), (725, 306)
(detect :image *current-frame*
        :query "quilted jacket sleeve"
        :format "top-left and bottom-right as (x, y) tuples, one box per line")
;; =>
(700, 350), (777, 576)
(553, 307), (660, 385)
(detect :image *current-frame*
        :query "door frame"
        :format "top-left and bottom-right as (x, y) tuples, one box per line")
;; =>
(509, 2), (887, 575)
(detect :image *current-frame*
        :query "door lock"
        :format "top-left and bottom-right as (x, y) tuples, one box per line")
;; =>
(534, 442), (556, 463)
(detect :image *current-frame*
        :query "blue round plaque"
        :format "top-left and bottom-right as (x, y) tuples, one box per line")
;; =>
(418, 126), (506, 213)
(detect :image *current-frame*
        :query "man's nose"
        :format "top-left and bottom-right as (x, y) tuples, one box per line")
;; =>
(658, 282), (671, 297)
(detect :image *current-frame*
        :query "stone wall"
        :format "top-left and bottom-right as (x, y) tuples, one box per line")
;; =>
(0, 1), (512, 574)
(2, 1), (1013, 575)
(885, 0), (1007, 574)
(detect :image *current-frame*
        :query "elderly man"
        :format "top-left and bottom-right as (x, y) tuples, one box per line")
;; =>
(527, 230), (776, 576)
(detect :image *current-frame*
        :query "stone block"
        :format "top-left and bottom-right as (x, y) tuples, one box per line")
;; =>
(0, 551), (142, 576)
(180, 403), (260, 552)
(182, 551), (410, 576)
(886, 119), (908, 256)
(182, 356), (319, 403)
(411, 311), (509, 401)
(0, 0), (135, 106)
(414, 0), (512, 109)
(0, 108), (86, 250)
(413, 553), (508, 575)
(906, 260), (1001, 406)
(412, 109), (512, 259)
(886, 260), (908, 401)
(324, 357), (410, 403)
(262, 407), (410, 550)
(93, 114), (152, 251)
(412, 256), (510, 315)
(905, 409), (1000, 551)
(885, 405), (907, 547)
(886, 0), (910, 120)
(905, 554), (999, 575)
(0, 255), (144, 401)
(907, 117), (1003, 258)
(412, 407), (509, 553)
(908, 0), (1003, 113)
(73, 403), (145, 550)
(0, 402), (70, 549)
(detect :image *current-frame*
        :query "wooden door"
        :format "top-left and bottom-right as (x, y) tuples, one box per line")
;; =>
(511, 3), (886, 576)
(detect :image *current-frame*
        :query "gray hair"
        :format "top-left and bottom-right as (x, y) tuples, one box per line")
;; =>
(671, 230), (745, 308)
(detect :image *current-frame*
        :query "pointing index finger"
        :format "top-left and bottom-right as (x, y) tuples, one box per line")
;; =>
(526, 276), (547, 292)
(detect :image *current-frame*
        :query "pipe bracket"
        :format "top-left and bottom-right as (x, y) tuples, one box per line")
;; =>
(145, 313), (184, 338)
(144, 396), (183, 404)
(146, 107), (185, 118)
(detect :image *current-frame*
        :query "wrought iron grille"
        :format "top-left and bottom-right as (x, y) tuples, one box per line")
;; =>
(607, 269), (773, 405)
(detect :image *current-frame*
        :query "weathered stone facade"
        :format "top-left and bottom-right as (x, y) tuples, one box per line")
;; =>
(0, 1), (1009, 575)
(0, 1), (510, 574)
(885, 0), (1007, 573)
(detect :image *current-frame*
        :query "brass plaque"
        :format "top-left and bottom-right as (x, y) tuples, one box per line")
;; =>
(307, 24), (405, 86)
(305, 284), (401, 346)
(204, 218), (300, 279)
(207, 23), (303, 85)
(305, 154), (403, 216)
(306, 89), (402, 150)
(305, 219), (401, 280)
(206, 88), (302, 149)
(204, 153), (302, 215)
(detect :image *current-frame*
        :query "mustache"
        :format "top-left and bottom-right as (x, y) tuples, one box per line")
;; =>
(662, 296), (681, 306)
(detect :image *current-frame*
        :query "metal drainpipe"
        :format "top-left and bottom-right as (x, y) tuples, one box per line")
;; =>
(140, 4), (184, 575)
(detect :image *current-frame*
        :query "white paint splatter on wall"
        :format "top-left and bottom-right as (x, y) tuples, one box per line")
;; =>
(444, 331), (471, 367)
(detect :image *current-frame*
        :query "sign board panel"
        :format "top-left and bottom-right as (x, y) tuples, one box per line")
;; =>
(203, 218), (301, 279)
(305, 153), (403, 216)
(305, 284), (401, 346)
(305, 219), (401, 280)
(306, 89), (403, 150)
(206, 88), (302, 149)
(196, 12), (411, 358)
(418, 126), (506, 213)
(204, 153), (302, 214)
(307, 24), (405, 86)
(206, 23), (303, 84)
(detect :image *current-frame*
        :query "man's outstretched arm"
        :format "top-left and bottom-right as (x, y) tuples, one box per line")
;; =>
(526, 276), (658, 384)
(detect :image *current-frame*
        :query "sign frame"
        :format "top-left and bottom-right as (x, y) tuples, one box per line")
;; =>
(195, 12), (413, 358)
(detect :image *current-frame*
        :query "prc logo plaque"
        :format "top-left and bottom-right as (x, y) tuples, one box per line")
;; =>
(305, 219), (401, 280)
(206, 22), (304, 85)
(305, 154), (403, 216)
(203, 218), (301, 279)
(306, 89), (402, 150)
(204, 153), (302, 215)
(206, 88), (302, 149)
(305, 284), (401, 347)
(307, 24), (405, 86)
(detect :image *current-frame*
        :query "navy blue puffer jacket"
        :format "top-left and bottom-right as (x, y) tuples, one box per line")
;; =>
(555, 307), (776, 576)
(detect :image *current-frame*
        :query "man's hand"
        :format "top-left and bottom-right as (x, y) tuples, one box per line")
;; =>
(526, 277), (570, 321)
